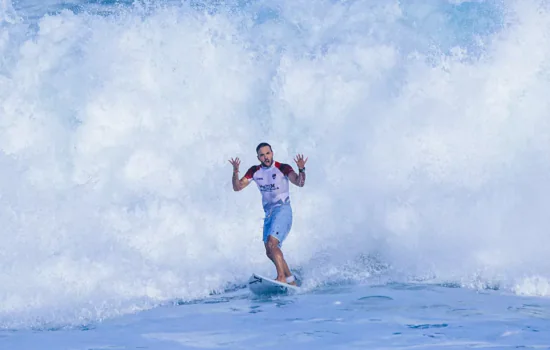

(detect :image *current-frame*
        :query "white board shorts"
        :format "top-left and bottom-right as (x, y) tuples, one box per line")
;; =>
(263, 203), (293, 248)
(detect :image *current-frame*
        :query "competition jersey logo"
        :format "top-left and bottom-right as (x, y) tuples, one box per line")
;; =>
(259, 183), (279, 192)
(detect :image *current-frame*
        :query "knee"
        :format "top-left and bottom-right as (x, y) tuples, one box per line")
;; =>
(265, 238), (280, 257)
(265, 243), (276, 257)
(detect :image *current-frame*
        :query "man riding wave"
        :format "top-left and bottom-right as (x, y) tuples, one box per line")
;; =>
(229, 142), (307, 285)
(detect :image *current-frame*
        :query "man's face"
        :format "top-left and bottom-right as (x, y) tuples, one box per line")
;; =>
(257, 146), (273, 167)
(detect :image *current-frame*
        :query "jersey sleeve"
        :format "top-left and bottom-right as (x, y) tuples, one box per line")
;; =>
(278, 163), (295, 177)
(244, 165), (259, 180)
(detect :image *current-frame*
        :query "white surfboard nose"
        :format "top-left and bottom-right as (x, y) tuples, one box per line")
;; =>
(248, 273), (300, 296)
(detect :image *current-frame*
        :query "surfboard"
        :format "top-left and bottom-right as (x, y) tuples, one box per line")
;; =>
(248, 273), (300, 295)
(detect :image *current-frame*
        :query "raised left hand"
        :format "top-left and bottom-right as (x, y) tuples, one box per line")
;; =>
(294, 154), (308, 170)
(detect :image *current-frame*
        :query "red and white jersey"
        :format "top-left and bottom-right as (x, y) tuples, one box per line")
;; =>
(244, 161), (296, 212)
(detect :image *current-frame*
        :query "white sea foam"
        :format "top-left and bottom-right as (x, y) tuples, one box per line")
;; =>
(1, 0), (550, 328)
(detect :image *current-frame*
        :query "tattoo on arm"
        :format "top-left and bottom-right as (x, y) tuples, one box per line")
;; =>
(290, 171), (305, 187)
(297, 171), (305, 187)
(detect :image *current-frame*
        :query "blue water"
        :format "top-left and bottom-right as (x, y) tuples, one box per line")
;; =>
(2, 0), (550, 348)
(3, 284), (550, 349)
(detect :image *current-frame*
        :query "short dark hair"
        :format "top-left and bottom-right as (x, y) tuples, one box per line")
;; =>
(256, 142), (272, 154)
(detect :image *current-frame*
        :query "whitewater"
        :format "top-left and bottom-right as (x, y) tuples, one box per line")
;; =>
(1, 0), (550, 348)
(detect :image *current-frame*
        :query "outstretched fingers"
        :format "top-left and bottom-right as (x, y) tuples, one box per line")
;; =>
(294, 154), (308, 168)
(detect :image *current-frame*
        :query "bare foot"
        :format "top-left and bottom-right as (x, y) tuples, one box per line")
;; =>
(275, 277), (297, 286)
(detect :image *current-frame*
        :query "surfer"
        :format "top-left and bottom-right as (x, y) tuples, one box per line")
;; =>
(229, 142), (307, 286)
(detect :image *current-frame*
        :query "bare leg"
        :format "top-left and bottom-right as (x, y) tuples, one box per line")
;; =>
(265, 235), (296, 285)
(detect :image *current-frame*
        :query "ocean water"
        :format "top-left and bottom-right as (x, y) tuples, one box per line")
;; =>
(1, 0), (550, 348)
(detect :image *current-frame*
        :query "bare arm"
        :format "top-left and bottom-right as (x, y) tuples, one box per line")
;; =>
(289, 153), (308, 187)
(229, 157), (251, 191)
(288, 169), (306, 187)
(232, 170), (250, 191)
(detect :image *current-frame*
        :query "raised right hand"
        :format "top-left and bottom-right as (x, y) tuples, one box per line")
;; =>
(228, 157), (241, 172)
